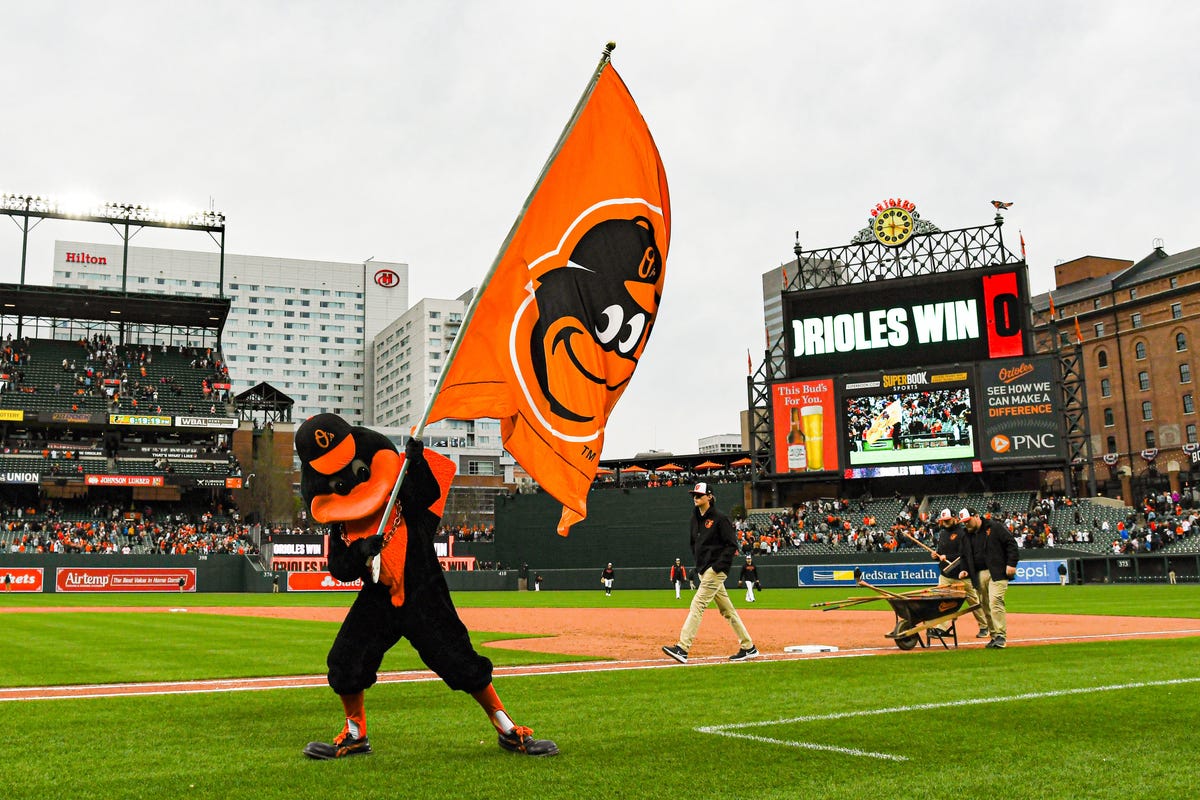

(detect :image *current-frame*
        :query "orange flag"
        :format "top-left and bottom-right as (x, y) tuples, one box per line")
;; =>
(1048, 292), (1056, 319)
(426, 51), (670, 536)
(1074, 316), (1084, 343)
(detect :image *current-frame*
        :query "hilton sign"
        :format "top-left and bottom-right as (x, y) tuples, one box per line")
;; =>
(64, 251), (108, 265)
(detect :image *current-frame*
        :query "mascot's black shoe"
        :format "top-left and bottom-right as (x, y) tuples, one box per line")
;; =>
(303, 730), (373, 760)
(498, 725), (559, 757)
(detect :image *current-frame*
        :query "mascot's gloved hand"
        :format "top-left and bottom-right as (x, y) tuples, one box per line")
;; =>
(349, 534), (385, 563)
(348, 535), (385, 583)
(406, 437), (424, 462)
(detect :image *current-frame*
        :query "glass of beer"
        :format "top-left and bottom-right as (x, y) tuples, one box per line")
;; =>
(802, 405), (824, 471)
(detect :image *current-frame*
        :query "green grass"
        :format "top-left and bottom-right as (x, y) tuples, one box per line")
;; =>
(0, 613), (572, 687)
(5, 584), (1198, 615)
(1, 587), (1198, 799)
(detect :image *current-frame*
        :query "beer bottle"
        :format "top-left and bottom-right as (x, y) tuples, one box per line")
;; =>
(787, 408), (807, 471)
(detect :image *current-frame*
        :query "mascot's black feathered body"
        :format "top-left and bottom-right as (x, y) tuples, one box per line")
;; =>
(296, 413), (557, 759)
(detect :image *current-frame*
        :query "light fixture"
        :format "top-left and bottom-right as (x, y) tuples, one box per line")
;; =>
(0, 191), (223, 229)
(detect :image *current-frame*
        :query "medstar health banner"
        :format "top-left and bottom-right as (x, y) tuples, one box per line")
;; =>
(426, 54), (670, 536)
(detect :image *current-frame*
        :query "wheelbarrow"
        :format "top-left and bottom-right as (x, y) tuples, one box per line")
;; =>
(882, 589), (980, 650)
(811, 568), (981, 650)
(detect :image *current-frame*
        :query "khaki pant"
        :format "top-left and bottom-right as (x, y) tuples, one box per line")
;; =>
(977, 570), (1010, 638)
(677, 568), (753, 652)
(938, 573), (989, 631)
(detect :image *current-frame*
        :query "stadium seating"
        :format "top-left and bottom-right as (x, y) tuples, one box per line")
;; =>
(0, 452), (235, 480)
(925, 491), (1035, 518)
(0, 338), (234, 417)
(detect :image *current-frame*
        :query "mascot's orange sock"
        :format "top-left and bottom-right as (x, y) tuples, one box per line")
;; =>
(340, 692), (367, 740)
(472, 684), (516, 734)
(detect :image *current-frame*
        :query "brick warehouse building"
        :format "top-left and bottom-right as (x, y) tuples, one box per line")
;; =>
(1032, 244), (1200, 501)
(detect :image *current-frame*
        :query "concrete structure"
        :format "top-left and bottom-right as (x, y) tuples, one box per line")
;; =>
(698, 434), (743, 454)
(52, 240), (409, 425)
(370, 289), (506, 473)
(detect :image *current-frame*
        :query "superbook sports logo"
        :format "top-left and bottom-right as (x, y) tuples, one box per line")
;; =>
(882, 371), (928, 388)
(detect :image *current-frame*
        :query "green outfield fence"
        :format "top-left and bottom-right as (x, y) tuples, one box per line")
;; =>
(1, 552), (1196, 592)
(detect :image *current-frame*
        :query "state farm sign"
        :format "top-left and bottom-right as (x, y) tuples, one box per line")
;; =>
(286, 572), (362, 592)
(2, 567), (44, 592)
(55, 567), (196, 592)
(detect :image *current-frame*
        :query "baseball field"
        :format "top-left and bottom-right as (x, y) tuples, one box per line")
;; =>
(2, 585), (1197, 800)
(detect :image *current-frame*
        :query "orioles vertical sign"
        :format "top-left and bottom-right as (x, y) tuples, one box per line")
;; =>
(427, 52), (670, 535)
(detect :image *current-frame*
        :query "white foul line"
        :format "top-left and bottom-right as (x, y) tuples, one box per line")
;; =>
(696, 676), (1200, 761)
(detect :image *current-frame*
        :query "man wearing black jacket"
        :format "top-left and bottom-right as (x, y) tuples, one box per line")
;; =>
(959, 507), (1020, 649)
(669, 558), (688, 599)
(662, 483), (757, 663)
(738, 555), (761, 603)
(933, 508), (990, 638)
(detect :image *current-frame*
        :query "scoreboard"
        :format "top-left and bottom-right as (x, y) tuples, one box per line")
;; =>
(769, 263), (1064, 477)
(782, 265), (1031, 377)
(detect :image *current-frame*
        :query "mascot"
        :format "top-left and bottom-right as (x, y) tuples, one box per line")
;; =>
(296, 413), (557, 759)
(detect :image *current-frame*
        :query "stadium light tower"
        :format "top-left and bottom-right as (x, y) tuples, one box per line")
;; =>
(1, 192), (226, 295)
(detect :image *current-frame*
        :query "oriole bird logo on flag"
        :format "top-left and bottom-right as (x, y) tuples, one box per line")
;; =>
(426, 57), (670, 536)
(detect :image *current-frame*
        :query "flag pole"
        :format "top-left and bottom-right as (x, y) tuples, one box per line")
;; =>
(372, 42), (618, 539)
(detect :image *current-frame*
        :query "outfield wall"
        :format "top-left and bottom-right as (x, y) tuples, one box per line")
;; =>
(492, 484), (746, 570)
(2, 552), (1196, 592)
(0, 554), (276, 593)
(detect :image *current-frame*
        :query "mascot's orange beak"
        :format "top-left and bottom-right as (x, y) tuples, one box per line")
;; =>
(309, 450), (402, 524)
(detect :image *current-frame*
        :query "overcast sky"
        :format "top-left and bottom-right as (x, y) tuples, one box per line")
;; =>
(3, 2), (1198, 460)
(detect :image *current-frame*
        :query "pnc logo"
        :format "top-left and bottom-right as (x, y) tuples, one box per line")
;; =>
(991, 433), (1057, 454)
(374, 269), (400, 288)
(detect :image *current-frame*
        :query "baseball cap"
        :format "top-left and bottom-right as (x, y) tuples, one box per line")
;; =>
(937, 508), (953, 522)
(958, 507), (976, 522)
(296, 413), (355, 475)
(690, 482), (712, 496)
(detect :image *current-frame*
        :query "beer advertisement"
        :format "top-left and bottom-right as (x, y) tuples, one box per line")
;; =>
(770, 378), (838, 475)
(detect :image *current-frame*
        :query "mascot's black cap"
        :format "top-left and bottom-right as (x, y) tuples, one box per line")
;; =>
(296, 413), (355, 475)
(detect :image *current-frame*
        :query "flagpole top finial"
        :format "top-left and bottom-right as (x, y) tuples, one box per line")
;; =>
(605, 41), (616, 55)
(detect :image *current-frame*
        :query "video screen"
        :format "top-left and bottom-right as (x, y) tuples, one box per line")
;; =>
(844, 387), (976, 467)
